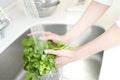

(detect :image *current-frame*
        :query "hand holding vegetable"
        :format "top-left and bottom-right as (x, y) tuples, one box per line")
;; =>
(28, 32), (67, 44)
(43, 32), (80, 67)
(45, 49), (80, 67)
(22, 36), (75, 80)
(44, 32), (66, 43)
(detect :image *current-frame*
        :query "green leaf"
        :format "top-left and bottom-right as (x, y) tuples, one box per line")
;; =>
(21, 37), (76, 80)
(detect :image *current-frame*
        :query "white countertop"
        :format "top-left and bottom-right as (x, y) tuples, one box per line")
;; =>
(99, 44), (120, 80)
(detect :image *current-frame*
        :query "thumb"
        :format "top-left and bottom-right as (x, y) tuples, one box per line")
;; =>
(45, 49), (58, 55)
(45, 49), (72, 58)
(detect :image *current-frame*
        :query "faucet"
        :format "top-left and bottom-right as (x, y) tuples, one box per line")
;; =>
(0, 7), (10, 40)
(0, 19), (10, 39)
(76, 0), (86, 5)
(0, 23), (5, 39)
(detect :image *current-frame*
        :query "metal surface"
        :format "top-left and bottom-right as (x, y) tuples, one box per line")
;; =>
(22, 0), (60, 17)
(35, 0), (60, 8)
(0, 24), (104, 80)
(34, 0), (60, 17)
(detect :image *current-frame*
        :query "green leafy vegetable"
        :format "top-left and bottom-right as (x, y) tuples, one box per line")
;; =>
(21, 37), (75, 80)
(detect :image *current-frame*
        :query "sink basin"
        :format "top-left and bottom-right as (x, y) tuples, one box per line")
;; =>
(0, 24), (104, 80)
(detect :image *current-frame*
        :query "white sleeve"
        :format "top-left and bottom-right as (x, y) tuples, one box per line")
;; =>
(94, 0), (113, 6)
(116, 20), (120, 28)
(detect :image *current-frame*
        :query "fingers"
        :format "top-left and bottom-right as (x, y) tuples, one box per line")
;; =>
(56, 57), (65, 68)
(27, 33), (32, 36)
(44, 36), (53, 41)
(44, 32), (58, 42)
(27, 31), (52, 36)
(45, 49), (74, 68)
(56, 57), (72, 68)
(45, 32), (61, 40)
(27, 31), (55, 41)
(44, 32), (53, 36)
(45, 49), (58, 55)
(27, 31), (62, 44)
(27, 31), (43, 36)
(45, 49), (72, 58)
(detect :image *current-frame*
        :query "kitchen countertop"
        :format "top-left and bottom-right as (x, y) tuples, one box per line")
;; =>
(99, 44), (120, 80)
(0, 0), (120, 80)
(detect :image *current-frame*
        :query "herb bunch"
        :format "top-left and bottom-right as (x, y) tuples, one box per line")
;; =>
(21, 37), (73, 80)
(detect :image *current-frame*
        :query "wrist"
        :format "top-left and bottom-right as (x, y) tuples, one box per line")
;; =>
(76, 46), (97, 60)
(61, 34), (71, 44)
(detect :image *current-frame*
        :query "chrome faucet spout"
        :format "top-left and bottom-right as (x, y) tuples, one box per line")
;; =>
(76, 0), (86, 5)
(0, 7), (11, 40)
(0, 19), (10, 39)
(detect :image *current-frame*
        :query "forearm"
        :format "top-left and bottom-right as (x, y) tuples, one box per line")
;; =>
(64, 1), (110, 43)
(77, 24), (120, 60)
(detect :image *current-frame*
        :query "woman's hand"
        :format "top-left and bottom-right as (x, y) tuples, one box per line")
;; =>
(44, 32), (68, 44)
(45, 49), (80, 68)
(28, 32), (67, 44)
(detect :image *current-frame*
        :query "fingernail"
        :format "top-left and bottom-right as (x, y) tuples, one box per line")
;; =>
(39, 37), (43, 40)
(44, 50), (48, 54)
(27, 34), (30, 36)
(39, 37), (46, 40)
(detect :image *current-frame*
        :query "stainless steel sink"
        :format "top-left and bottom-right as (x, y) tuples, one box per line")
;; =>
(0, 24), (104, 80)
